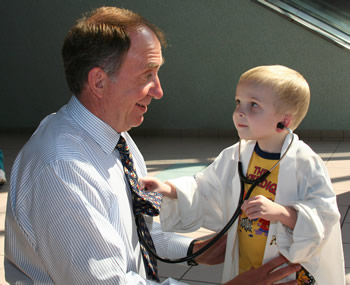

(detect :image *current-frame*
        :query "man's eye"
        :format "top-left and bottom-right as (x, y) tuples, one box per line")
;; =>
(235, 99), (240, 105)
(251, 102), (258, 107)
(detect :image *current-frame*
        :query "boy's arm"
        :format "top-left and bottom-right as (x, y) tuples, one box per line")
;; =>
(241, 195), (297, 229)
(146, 145), (239, 233)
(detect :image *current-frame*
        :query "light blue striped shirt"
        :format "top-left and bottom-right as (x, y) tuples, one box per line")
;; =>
(5, 96), (191, 284)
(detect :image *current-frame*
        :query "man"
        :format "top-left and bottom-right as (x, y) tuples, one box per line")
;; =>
(5, 6), (299, 284)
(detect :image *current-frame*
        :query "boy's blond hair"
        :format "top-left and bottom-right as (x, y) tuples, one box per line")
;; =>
(239, 65), (310, 130)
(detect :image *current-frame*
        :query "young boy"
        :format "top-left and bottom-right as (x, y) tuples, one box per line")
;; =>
(141, 65), (345, 284)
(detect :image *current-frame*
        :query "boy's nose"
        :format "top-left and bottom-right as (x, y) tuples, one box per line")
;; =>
(234, 108), (245, 117)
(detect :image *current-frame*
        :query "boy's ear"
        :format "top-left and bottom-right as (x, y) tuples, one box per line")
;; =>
(87, 67), (107, 99)
(277, 114), (292, 132)
(282, 114), (292, 128)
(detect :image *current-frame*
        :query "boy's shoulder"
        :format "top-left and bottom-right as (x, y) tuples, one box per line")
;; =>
(293, 138), (326, 171)
(294, 139), (318, 159)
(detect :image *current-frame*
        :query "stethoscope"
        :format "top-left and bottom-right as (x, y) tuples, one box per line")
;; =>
(137, 122), (294, 264)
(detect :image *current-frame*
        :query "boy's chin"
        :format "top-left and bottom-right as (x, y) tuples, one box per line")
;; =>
(237, 133), (253, 141)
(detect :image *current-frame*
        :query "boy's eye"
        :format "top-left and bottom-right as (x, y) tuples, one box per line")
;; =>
(251, 102), (258, 107)
(235, 99), (240, 105)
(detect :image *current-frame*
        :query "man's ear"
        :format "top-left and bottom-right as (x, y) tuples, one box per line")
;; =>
(87, 67), (107, 99)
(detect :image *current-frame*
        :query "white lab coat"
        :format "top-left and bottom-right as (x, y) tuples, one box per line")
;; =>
(160, 134), (345, 284)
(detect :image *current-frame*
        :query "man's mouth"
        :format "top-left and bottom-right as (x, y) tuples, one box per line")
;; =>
(136, 103), (147, 112)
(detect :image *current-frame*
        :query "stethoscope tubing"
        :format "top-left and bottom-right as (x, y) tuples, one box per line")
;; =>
(137, 162), (271, 264)
(139, 130), (294, 264)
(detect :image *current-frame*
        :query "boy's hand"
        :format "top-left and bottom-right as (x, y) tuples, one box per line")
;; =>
(241, 195), (281, 221)
(139, 176), (177, 199)
(241, 195), (297, 229)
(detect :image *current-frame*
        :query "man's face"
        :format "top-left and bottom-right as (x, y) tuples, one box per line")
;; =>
(102, 27), (164, 133)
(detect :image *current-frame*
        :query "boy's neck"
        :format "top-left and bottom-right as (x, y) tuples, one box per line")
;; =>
(256, 133), (289, 153)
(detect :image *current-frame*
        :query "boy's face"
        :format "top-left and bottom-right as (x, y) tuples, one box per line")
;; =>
(233, 81), (286, 149)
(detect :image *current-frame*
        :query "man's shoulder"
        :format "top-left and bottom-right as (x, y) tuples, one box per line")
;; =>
(20, 109), (89, 166)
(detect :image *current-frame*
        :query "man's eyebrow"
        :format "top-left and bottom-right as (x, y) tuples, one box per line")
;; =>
(146, 57), (165, 69)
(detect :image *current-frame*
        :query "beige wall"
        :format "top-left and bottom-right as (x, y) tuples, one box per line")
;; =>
(1, 0), (349, 139)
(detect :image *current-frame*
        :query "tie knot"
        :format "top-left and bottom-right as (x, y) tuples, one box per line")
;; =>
(116, 135), (129, 155)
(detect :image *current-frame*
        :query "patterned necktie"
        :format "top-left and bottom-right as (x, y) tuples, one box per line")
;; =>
(116, 135), (162, 282)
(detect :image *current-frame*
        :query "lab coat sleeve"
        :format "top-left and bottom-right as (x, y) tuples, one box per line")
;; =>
(277, 147), (340, 263)
(160, 147), (236, 233)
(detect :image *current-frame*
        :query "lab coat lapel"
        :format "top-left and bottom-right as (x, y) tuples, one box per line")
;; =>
(222, 140), (255, 283)
(263, 134), (299, 266)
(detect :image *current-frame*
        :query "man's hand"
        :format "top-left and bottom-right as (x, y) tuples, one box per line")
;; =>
(224, 255), (301, 285)
(192, 235), (227, 265)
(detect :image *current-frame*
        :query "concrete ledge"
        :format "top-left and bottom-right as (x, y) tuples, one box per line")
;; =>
(130, 128), (350, 141)
(1, 128), (349, 141)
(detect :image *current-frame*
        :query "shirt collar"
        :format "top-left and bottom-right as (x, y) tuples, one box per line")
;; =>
(66, 96), (120, 154)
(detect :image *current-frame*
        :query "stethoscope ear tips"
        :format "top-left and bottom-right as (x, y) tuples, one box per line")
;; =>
(277, 122), (285, 129)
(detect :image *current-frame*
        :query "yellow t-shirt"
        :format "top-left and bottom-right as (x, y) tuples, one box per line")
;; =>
(237, 144), (315, 284)
(238, 144), (280, 274)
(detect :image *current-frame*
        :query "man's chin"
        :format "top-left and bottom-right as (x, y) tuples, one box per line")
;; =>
(116, 119), (143, 133)
(130, 117), (144, 129)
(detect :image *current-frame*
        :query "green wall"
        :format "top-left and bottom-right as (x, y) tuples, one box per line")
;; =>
(2, 0), (349, 138)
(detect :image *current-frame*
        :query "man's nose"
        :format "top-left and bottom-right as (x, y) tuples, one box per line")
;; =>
(149, 76), (163, 99)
